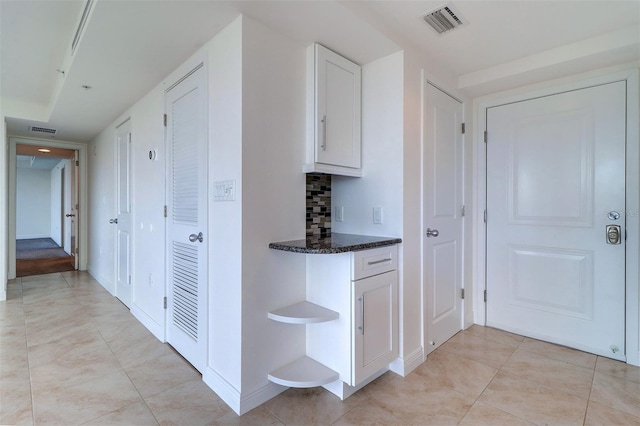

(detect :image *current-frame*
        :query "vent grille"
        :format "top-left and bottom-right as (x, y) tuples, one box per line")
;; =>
(422, 3), (467, 35)
(172, 241), (199, 341)
(171, 90), (199, 224)
(72, 0), (95, 54)
(29, 126), (57, 135)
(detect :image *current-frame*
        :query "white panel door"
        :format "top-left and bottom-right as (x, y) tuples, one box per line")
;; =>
(352, 270), (397, 386)
(165, 65), (208, 372)
(486, 82), (626, 360)
(62, 164), (73, 255)
(424, 83), (464, 354)
(115, 120), (132, 308)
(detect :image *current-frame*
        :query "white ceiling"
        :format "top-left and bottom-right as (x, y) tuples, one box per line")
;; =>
(1, 0), (639, 143)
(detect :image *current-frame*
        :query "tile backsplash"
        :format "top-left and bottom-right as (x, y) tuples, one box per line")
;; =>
(306, 173), (331, 238)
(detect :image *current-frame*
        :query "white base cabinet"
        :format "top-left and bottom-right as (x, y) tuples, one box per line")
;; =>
(306, 245), (398, 397)
(267, 245), (398, 399)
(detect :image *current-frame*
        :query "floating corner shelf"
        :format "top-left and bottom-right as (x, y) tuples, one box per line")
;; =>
(268, 301), (339, 324)
(268, 356), (339, 388)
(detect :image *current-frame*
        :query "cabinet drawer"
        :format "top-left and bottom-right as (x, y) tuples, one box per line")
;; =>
(351, 245), (397, 280)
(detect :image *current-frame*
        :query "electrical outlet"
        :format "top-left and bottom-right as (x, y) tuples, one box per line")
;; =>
(373, 207), (383, 224)
(335, 206), (344, 222)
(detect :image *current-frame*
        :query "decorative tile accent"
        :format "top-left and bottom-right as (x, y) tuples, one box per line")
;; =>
(306, 173), (332, 238)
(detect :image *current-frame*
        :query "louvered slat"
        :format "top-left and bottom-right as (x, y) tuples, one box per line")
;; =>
(172, 89), (199, 224)
(172, 241), (198, 341)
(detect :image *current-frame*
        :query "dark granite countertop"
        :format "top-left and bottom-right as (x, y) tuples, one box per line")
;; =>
(269, 233), (402, 254)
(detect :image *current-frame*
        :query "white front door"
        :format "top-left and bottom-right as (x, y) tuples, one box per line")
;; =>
(115, 120), (132, 308)
(165, 65), (208, 372)
(486, 81), (626, 360)
(423, 83), (464, 354)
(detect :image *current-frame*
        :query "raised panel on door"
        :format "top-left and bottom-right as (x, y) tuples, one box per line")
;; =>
(486, 81), (626, 360)
(315, 44), (361, 169)
(165, 64), (208, 372)
(352, 270), (397, 386)
(424, 83), (464, 354)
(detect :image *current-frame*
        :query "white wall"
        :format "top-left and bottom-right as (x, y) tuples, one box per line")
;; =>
(1, 118), (7, 301)
(204, 17), (244, 395)
(15, 168), (51, 239)
(88, 125), (117, 292)
(240, 15), (307, 398)
(88, 67), (166, 338)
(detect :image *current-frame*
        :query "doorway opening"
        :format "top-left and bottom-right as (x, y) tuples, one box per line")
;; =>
(14, 144), (78, 277)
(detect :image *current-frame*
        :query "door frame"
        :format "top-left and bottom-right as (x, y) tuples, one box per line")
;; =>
(8, 137), (89, 279)
(473, 68), (640, 366)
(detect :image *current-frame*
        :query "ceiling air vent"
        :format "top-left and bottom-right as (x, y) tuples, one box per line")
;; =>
(29, 126), (57, 136)
(422, 3), (467, 35)
(72, 0), (95, 54)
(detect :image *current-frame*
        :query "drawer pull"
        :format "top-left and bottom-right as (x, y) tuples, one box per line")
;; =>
(367, 258), (391, 266)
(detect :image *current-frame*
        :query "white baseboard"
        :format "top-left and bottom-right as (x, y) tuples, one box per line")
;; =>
(389, 346), (424, 376)
(0, 289), (5, 302)
(237, 381), (287, 415)
(323, 368), (387, 400)
(87, 266), (114, 295)
(131, 305), (165, 342)
(203, 367), (287, 415)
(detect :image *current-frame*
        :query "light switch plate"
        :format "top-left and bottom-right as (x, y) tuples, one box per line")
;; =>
(214, 180), (235, 201)
(335, 206), (344, 222)
(373, 207), (383, 224)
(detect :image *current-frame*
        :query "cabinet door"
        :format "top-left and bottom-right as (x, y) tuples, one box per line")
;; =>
(352, 271), (398, 385)
(315, 44), (361, 169)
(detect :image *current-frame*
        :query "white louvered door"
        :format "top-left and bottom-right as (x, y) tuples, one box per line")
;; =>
(165, 65), (207, 372)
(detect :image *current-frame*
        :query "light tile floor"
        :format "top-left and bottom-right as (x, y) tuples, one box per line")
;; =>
(1, 271), (639, 425)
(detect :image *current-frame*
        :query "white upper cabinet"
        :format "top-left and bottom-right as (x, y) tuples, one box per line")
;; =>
(305, 44), (362, 177)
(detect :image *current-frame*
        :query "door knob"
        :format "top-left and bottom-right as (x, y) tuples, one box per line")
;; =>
(189, 232), (204, 243)
(426, 228), (439, 237)
(109, 218), (118, 224)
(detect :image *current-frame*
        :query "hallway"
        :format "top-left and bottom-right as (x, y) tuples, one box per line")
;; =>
(1, 272), (639, 425)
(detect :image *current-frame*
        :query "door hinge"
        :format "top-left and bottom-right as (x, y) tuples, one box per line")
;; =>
(164, 205), (167, 218)
(484, 210), (487, 223)
(461, 205), (466, 217)
(75, 160), (79, 166)
(461, 123), (466, 134)
(484, 131), (488, 143)
(461, 288), (465, 299)
(163, 114), (167, 127)
(484, 290), (487, 302)
(163, 297), (167, 309)
(128, 275), (131, 285)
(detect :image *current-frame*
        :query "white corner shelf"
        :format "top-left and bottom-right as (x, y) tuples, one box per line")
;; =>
(268, 356), (339, 388)
(268, 301), (339, 324)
